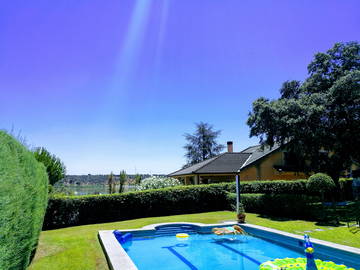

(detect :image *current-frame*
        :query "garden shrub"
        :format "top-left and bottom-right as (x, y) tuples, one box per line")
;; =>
(307, 173), (336, 200)
(205, 179), (309, 194)
(0, 131), (48, 270)
(240, 179), (308, 194)
(44, 179), (315, 229)
(136, 176), (181, 190)
(226, 192), (321, 220)
(44, 184), (229, 229)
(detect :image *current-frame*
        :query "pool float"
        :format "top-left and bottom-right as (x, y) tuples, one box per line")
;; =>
(212, 225), (246, 235)
(259, 235), (355, 270)
(176, 233), (189, 238)
(259, 258), (355, 270)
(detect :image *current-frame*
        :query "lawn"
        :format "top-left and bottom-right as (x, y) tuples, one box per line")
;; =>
(28, 211), (360, 270)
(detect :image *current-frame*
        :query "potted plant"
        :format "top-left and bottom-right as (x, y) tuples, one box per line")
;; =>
(237, 203), (246, 223)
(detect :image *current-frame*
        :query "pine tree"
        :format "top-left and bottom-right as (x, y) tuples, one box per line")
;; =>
(184, 122), (225, 166)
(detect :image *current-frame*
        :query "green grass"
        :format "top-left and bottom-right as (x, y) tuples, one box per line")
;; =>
(28, 211), (360, 270)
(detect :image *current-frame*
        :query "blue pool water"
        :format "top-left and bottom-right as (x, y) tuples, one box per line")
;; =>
(122, 233), (303, 270)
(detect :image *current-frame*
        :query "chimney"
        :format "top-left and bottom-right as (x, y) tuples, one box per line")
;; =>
(227, 141), (233, 153)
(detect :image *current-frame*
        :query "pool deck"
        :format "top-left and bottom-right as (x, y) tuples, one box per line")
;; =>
(98, 230), (138, 270)
(98, 222), (360, 270)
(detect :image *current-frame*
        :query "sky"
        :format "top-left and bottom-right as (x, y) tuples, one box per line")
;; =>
(1, 0), (359, 175)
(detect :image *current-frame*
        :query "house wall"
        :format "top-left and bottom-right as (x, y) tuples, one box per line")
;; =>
(240, 151), (307, 181)
(199, 174), (235, 184)
(174, 174), (236, 185)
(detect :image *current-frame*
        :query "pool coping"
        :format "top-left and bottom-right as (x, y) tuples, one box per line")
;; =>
(98, 222), (360, 270)
(240, 223), (360, 256)
(98, 221), (237, 270)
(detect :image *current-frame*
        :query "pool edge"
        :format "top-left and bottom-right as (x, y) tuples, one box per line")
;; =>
(98, 222), (360, 270)
(241, 223), (360, 255)
(98, 230), (138, 270)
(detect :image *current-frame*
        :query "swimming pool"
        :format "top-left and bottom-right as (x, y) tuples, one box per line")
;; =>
(123, 233), (302, 270)
(99, 223), (360, 270)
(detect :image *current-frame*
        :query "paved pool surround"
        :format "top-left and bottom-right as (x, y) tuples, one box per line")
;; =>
(98, 222), (360, 270)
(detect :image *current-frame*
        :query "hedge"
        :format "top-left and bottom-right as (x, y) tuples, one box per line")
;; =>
(44, 184), (229, 230)
(0, 131), (48, 270)
(240, 180), (309, 194)
(43, 180), (317, 230)
(226, 193), (320, 220)
(204, 180), (309, 194)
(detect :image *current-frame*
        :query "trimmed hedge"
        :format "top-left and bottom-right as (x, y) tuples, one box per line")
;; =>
(0, 131), (48, 270)
(44, 185), (229, 230)
(307, 173), (335, 200)
(240, 180), (308, 194)
(43, 180), (313, 230)
(227, 193), (321, 220)
(204, 180), (308, 194)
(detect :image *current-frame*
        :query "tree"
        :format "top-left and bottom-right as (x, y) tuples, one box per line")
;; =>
(247, 41), (360, 183)
(307, 173), (335, 201)
(119, 170), (127, 193)
(134, 174), (142, 185)
(107, 172), (115, 194)
(34, 147), (66, 185)
(184, 122), (225, 166)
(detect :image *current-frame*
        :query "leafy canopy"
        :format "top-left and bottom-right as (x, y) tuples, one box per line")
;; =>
(184, 122), (225, 166)
(247, 41), (360, 181)
(34, 147), (66, 185)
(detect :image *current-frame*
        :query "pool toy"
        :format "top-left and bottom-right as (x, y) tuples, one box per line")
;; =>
(176, 233), (189, 238)
(259, 258), (355, 270)
(259, 235), (355, 270)
(212, 225), (246, 235)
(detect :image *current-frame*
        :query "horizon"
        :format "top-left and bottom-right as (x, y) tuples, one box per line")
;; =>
(1, 0), (359, 175)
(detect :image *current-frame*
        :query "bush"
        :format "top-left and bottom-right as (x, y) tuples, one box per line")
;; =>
(43, 179), (317, 230)
(34, 147), (66, 185)
(136, 176), (182, 190)
(44, 184), (228, 229)
(0, 131), (48, 270)
(307, 173), (336, 200)
(226, 192), (321, 220)
(240, 179), (308, 194)
(204, 179), (308, 194)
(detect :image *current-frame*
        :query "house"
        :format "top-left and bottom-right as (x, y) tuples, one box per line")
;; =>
(168, 141), (307, 184)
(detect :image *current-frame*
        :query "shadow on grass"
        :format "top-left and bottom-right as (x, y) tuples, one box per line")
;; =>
(314, 221), (344, 227)
(256, 214), (297, 222)
(254, 213), (345, 227)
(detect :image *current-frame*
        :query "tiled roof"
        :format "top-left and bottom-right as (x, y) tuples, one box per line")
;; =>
(240, 143), (281, 169)
(169, 143), (282, 177)
(168, 156), (219, 176)
(169, 152), (251, 176)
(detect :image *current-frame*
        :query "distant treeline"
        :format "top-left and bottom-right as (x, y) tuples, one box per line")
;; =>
(59, 174), (167, 185)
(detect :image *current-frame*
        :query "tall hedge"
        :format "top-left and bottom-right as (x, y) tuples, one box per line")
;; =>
(43, 180), (312, 230)
(203, 180), (309, 194)
(0, 132), (48, 270)
(226, 193), (320, 220)
(44, 185), (229, 230)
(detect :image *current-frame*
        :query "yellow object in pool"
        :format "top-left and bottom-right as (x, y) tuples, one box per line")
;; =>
(176, 233), (189, 238)
(259, 258), (355, 270)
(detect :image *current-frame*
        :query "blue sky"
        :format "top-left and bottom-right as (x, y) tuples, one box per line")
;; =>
(1, 0), (359, 174)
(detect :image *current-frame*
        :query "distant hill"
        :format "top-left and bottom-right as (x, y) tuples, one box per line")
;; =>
(59, 174), (166, 185)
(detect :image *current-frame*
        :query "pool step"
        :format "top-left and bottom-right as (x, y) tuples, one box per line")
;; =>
(155, 225), (198, 236)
